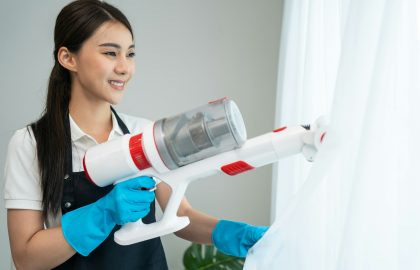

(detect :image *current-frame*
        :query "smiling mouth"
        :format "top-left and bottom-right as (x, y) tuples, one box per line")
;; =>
(108, 80), (126, 91)
(109, 80), (125, 87)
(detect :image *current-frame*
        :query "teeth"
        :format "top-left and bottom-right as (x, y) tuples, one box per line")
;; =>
(110, 80), (124, 87)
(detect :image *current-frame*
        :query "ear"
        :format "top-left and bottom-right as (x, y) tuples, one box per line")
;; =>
(57, 47), (77, 72)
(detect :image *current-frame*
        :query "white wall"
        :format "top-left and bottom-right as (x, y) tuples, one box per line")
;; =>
(0, 1), (282, 269)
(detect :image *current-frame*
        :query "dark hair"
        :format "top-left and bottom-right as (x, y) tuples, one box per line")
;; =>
(29, 0), (133, 220)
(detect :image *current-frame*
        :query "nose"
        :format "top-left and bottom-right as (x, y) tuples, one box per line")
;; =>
(114, 56), (131, 75)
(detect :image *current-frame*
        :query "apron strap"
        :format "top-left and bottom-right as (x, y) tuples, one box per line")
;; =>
(62, 114), (75, 212)
(111, 106), (130, 135)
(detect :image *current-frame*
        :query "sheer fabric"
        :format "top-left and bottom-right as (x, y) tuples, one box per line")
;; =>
(245, 0), (420, 269)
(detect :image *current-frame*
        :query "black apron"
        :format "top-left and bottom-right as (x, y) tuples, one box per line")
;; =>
(54, 108), (168, 270)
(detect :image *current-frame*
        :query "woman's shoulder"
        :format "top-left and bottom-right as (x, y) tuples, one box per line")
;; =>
(117, 112), (153, 134)
(6, 126), (37, 168)
(8, 126), (36, 151)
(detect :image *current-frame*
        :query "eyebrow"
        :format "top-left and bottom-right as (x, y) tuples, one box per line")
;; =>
(98, 43), (135, 49)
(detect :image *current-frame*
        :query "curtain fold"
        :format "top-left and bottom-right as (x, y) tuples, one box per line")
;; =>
(246, 0), (420, 269)
(271, 0), (341, 218)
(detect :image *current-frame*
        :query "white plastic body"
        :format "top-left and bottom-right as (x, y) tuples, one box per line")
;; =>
(84, 125), (320, 245)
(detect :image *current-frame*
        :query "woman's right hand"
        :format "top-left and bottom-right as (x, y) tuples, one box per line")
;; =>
(61, 176), (156, 256)
(98, 176), (156, 225)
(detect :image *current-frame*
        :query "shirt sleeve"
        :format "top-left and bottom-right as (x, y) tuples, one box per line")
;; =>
(3, 127), (43, 210)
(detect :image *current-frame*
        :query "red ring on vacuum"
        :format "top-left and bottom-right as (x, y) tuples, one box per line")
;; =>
(129, 133), (152, 170)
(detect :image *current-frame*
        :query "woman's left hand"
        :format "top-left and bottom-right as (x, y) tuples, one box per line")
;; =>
(211, 219), (269, 257)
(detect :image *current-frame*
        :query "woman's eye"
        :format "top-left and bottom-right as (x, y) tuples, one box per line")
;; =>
(104, 52), (116, 56)
(128, 52), (136, 58)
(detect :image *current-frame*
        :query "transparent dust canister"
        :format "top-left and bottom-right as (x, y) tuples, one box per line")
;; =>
(153, 98), (247, 169)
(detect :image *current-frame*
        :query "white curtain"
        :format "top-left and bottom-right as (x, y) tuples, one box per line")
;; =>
(245, 0), (420, 269)
(269, 0), (343, 218)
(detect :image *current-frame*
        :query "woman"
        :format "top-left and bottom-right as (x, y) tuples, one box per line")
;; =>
(4, 1), (267, 269)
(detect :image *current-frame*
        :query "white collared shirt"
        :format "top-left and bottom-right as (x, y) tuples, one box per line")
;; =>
(3, 112), (152, 212)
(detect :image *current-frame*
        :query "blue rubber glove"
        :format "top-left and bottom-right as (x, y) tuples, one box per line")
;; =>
(61, 176), (156, 256)
(212, 220), (269, 257)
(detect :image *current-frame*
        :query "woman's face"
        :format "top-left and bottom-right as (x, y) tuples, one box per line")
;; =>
(71, 21), (135, 105)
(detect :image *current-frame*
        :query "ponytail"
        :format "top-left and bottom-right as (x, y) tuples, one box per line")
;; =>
(30, 62), (71, 219)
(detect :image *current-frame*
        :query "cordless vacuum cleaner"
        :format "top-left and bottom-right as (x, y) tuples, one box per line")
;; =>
(83, 98), (325, 245)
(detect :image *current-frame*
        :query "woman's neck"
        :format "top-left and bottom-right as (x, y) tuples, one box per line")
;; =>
(69, 97), (113, 144)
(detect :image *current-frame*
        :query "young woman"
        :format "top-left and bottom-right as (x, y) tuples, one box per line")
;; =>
(4, 1), (268, 269)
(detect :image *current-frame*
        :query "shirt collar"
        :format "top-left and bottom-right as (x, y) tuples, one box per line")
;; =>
(110, 111), (125, 137)
(69, 112), (124, 142)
